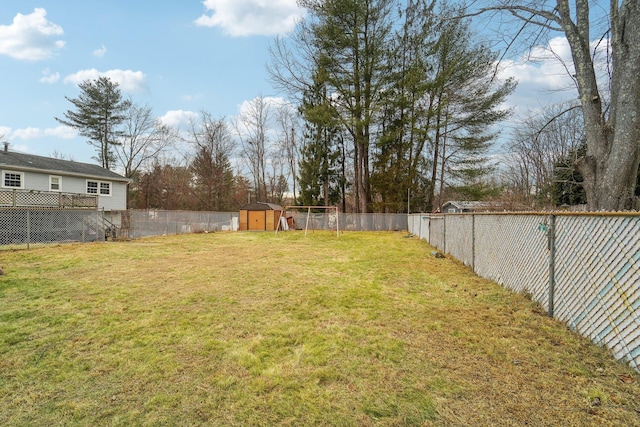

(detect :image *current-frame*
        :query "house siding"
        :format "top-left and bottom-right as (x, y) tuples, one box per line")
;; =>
(1, 168), (127, 211)
(101, 181), (127, 211)
(0, 150), (129, 211)
(23, 171), (51, 192)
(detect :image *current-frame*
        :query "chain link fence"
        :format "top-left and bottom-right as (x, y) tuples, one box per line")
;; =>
(1, 208), (410, 250)
(287, 211), (407, 232)
(0, 208), (105, 249)
(117, 210), (407, 237)
(111, 210), (240, 239)
(408, 213), (640, 372)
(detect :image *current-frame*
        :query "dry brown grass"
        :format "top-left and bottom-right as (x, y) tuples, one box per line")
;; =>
(0, 231), (639, 426)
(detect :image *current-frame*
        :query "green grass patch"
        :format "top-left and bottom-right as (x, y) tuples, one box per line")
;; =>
(1, 231), (639, 426)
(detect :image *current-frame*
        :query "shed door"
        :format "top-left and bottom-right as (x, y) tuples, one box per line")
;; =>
(248, 211), (266, 231)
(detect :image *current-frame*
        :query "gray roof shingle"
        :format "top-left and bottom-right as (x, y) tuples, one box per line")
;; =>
(0, 149), (128, 182)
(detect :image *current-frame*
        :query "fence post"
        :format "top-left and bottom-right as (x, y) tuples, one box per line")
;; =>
(26, 210), (31, 249)
(471, 214), (476, 271)
(129, 209), (135, 239)
(443, 215), (447, 254)
(548, 214), (556, 317)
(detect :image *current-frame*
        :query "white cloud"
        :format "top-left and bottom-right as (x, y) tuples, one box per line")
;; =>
(234, 96), (289, 142)
(194, 0), (304, 37)
(494, 37), (580, 117)
(63, 68), (148, 92)
(0, 126), (11, 138)
(237, 96), (287, 116)
(181, 93), (204, 102)
(499, 38), (577, 89)
(0, 8), (65, 61)
(39, 68), (60, 84)
(93, 43), (107, 57)
(495, 35), (613, 119)
(11, 127), (43, 140)
(45, 126), (77, 139)
(158, 110), (200, 129)
(10, 125), (76, 141)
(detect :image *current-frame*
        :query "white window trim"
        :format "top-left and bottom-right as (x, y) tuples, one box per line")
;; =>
(86, 179), (112, 197)
(49, 175), (62, 192)
(2, 170), (25, 189)
(99, 181), (112, 196)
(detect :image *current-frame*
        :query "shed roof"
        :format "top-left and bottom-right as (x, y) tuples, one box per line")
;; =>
(0, 149), (129, 182)
(241, 202), (283, 211)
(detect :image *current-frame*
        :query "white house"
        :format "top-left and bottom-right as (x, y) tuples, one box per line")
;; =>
(0, 144), (129, 211)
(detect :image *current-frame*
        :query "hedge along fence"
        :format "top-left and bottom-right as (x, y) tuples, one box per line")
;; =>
(408, 212), (640, 372)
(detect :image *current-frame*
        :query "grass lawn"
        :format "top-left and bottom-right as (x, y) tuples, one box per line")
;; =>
(1, 231), (639, 426)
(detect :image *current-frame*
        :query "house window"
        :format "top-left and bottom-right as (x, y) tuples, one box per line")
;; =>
(87, 180), (98, 194)
(86, 180), (111, 196)
(49, 175), (62, 191)
(100, 182), (111, 196)
(2, 171), (24, 189)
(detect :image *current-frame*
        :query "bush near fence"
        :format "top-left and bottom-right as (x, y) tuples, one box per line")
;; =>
(408, 212), (640, 372)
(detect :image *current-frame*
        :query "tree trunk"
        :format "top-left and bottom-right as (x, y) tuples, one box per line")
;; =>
(561, 0), (640, 210)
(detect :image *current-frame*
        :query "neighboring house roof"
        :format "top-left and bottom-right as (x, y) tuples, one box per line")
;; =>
(0, 149), (129, 182)
(442, 201), (484, 211)
(442, 200), (531, 212)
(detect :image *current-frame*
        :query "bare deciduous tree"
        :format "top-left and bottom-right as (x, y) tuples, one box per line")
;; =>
(115, 102), (177, 179)
(275, 104), (300, 204)
(503, 103), (584, 207)
(463, 1), (640, 210)
(134, 154), (193, 210)
(187, 112), (236, 211)
(234, 96), (271, 202)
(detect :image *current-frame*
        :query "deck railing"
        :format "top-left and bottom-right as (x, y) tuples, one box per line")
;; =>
(0, 189), (98, 209)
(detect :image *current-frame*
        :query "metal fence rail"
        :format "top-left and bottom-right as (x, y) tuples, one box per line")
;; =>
(0, 208), (105, 249)
(408, 213), (640, 372)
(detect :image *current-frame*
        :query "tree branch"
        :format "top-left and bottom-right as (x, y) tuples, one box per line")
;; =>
(453, 5), (562, 31)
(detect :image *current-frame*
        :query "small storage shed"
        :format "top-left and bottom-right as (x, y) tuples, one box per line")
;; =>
(239, 202), (284, 231)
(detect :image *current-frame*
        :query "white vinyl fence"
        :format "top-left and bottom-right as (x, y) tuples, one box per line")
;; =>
(409, 213), (640, 372)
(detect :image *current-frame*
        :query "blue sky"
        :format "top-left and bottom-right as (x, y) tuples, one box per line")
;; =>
(0, 0), (580, 169)
(0, 0), (304, 164)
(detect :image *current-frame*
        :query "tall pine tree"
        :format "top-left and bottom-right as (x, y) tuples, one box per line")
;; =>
(56, 77), (131, 170)
(426, 8), (515, 210)
(297, 65), (343, 207)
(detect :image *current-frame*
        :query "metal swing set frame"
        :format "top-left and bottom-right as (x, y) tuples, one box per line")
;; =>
(275, 206), (340, 237)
